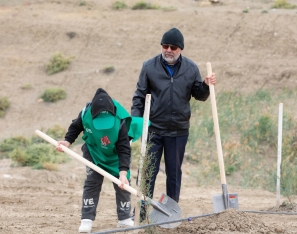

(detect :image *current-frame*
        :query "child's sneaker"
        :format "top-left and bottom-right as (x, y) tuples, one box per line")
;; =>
(117, 217), (134, 227)
(78, 219), (92, 233)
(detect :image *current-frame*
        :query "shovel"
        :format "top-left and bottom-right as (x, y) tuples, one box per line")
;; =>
(35, 130), (182, 226)
(207, 62), (239, 213)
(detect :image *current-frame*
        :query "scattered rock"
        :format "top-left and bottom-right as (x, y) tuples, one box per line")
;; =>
(66, 31), (77, 39)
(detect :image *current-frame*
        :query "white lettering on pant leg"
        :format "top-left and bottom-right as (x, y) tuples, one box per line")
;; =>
(86, 167), (93, 176)
(83, 198), (95, 207)
(84, 199), (89, 206)
(120, 201), (130, 210)
(89, 198), (94, 205)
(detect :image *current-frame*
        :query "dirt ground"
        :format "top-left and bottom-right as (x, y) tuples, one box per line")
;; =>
(1, 0), (297, 233)
(1, 156), (297, 234)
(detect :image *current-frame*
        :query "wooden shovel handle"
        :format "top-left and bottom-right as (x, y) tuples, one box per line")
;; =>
(35, 130), (139, 197)
(207, 62), (226, 184)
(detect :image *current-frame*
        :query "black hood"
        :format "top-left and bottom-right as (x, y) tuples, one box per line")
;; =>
(91, 88), (115, 119)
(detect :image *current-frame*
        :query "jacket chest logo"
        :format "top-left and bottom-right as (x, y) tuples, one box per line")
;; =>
(101, 135), (111, 146)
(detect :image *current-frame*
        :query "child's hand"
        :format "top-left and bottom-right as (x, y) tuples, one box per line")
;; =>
(118, 171), (128, 190)
(56, 141), (70, 152)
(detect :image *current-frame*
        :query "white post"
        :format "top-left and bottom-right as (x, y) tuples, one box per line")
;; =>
(276, 103), (283, 208)
(138, 94), (151, 185)
(134, 94), (151, 226)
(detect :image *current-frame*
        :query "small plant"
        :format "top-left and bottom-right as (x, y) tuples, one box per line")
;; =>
(272, 0), (296, 9)
(43, 162), (59, 171)
(45, 52), (74, 75)
(46, 124), (66, 139)
(21, 84), (33, 90)
(162, 6), (177, 12)
(32, 162), (59, 171)
(112, 1), (127, 10)
(0, 126), (70, 167)
(242, 9), (249, 13)
(103, 65), (115, 74)
(0, 136), (29, 153)
(0, 97), (10, 117)
(136, 133), (160, 227)
(10, 144), (48, 166)
(132, 1), (160, 10)
(9, 143), (69, 168)
(40, 88), (67, 102)
(9, 148), (30, 166)
(79, 1), (86, 6)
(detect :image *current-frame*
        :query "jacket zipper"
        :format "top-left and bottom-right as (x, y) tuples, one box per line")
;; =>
(169, 76), (174, 131)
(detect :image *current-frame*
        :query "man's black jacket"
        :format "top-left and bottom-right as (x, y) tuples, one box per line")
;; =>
(131, 54), (210, 136)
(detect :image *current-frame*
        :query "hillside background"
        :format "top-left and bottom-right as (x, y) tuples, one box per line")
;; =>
(0, 0), (296, 142)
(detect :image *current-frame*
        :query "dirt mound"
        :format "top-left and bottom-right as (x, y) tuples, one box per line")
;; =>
(268, 202), (297, 213)
(137, 209), (290, 234)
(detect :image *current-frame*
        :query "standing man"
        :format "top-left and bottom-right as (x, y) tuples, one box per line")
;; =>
(131, 28), (216, 204)
(56, 88), (142, 233)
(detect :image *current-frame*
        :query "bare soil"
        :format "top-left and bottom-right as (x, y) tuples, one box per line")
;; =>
(0, 0), (297, 233)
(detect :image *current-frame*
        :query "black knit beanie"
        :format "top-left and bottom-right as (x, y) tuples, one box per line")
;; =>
(160, 28), (184, 50)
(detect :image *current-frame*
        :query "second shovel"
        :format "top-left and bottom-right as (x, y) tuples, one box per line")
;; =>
(207, 62), (239, 213)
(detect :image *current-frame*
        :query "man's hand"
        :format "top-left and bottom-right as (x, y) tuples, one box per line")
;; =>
(56, 141), (70, 152)
(204, 73), (216, 86)
(118, 171), (129, 190)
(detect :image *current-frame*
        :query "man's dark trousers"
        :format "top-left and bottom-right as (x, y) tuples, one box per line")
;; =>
(145, 132), (188, 203)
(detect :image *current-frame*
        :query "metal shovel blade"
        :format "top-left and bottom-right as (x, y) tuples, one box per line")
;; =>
(149, 193), (182, 228)
(213, 193), (239, 213)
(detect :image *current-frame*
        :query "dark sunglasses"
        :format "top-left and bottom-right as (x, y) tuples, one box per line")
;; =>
(162, 44), (179, 51)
